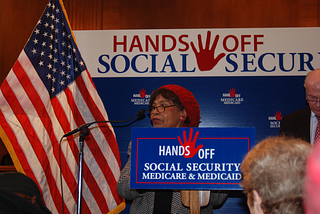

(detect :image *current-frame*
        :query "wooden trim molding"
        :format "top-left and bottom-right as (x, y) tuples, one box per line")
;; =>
(0, 166), (16, 172)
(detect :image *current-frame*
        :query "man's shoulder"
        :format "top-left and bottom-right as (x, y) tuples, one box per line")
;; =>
(280, 106), (311, 142)
(282, 106), (310, 119)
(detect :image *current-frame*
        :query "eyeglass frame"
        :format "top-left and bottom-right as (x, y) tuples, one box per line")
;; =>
(147, 104), (176, 115)
(307, 99), (320, 104)
(306, 94), (320, 104)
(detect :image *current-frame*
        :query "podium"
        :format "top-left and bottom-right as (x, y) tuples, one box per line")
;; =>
(130, 127), (255, 213)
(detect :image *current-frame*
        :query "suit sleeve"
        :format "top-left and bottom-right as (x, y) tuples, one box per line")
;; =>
(117, 142), (146, 200)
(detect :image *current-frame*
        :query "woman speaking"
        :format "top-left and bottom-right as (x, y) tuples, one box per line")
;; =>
(117, 84), (227, 214)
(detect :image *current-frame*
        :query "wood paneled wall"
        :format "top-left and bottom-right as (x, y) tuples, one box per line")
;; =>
(0, 0), (319, 158)
(1, 0), (319, 83)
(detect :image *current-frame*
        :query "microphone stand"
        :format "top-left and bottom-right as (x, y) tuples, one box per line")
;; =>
(60, 109), (146, 214)
(77, 127), (89, 214)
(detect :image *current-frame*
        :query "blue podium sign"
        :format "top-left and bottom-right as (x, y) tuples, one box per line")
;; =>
(130, 127), (255, 190)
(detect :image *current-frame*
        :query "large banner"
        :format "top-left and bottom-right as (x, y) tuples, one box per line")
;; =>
(75, 28), (320, 77)
(74, 28), (318, 213)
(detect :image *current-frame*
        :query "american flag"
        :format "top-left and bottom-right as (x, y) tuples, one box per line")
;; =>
(0, 0), (125, 213)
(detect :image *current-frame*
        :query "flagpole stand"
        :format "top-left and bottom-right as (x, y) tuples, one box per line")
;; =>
(77, 128), (89, 214)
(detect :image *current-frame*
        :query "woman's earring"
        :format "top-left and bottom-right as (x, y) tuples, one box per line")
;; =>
(180, 115), (186, 122)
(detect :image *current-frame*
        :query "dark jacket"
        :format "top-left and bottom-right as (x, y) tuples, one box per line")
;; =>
(279, 106), (311, 143)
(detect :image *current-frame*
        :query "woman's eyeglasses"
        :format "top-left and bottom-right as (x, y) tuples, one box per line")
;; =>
(148, 105), (176, 114)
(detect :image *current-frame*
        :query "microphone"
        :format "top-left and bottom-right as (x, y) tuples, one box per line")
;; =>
(62, 109), (146, 138)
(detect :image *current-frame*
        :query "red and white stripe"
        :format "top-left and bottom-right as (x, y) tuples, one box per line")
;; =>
(0, 50), (123, 213)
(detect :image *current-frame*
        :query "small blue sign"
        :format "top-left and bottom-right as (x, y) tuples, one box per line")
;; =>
(130, 127), (255, 190)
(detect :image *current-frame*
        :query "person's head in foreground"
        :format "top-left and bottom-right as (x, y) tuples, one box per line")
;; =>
(148, 84), (200, 128)
(304, 142), (320, 214)
(0, 172), (52, 214)
(240, 136), (311, 214)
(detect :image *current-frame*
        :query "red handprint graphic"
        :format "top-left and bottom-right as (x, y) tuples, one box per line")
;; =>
(274, 111), (283, 121)
(191, 31), (226, 71)
(228, 88), (237, 98)
(178, 128), (203, 158)
(139, 88), (147, 98)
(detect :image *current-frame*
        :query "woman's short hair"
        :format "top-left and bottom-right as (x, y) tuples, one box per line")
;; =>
(149, 88), (185, 111)
(241, 136), (311, 214)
